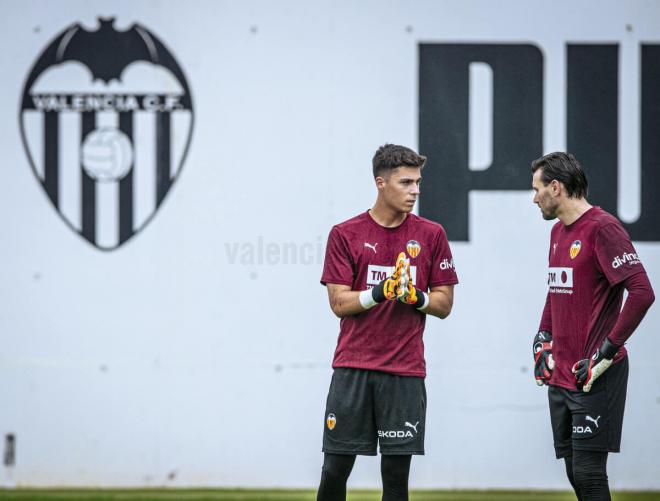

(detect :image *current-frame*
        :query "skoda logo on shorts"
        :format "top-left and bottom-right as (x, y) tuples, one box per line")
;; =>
(19, 17), (194, 250)
(326, 413), (337, 430)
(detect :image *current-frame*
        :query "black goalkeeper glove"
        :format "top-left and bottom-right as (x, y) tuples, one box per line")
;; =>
(572, 337), (619, 392)
(533, 330), (554, 386)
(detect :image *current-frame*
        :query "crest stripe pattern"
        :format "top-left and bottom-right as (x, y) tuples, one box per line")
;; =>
(44, 111), (59, 206)
(156, 111), (171, 206)
(119, 111), (134, 244)
(81, 111), (97, 243)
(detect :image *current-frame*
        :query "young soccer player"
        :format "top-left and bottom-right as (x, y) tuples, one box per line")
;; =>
(317, 144), (458, 501)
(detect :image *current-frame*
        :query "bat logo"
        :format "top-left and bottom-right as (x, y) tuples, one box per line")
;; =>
(19, 17), (195, 250)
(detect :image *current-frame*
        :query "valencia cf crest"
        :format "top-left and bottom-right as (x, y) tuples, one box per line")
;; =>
(570, 240), (582, 259)
(326, 413), (336, 430)
(406, 240), (421, 258)
(19, 18), (194, 250)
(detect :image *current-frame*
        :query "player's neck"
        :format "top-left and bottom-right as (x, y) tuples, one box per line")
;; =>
(369, 202), (408, 228)
(557, 198), (593, 226)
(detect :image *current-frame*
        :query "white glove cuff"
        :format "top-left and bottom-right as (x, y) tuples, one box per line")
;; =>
(359, 289), (378, 310)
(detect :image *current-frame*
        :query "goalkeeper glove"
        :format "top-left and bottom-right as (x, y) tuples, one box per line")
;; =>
(396, 255), (429, 310)
(533, 330), (555, 386)
(572, 337), (619, 392)
(358, 252), (407, 309)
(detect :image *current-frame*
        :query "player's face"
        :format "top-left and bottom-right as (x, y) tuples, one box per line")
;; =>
(532, 170), (560, 220)
(378, 167), (422, 213)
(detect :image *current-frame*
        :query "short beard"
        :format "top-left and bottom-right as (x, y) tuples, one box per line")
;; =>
(541, 201), (559, 220)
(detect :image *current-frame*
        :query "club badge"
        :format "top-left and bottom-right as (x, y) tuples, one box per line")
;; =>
(20, 17), (194, 250)
(326, 413), (336, 430)
(570, 240), (582, 259)
(406, 240), (421, 258)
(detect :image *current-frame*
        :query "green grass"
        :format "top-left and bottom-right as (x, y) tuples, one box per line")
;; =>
(0, 490), (658, 501)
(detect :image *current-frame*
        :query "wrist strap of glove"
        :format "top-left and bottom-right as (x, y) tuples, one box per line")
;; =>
(416, 291), (430, 311)
(600, 337), (619, 360)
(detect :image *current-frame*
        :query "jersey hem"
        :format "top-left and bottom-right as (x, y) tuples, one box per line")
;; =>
(430, 279), (459, 288)
(321, 278), (354, 287)
(607, 266), (646, 287)
(549, 355), (627, 391)
(332, 363), (426, 378)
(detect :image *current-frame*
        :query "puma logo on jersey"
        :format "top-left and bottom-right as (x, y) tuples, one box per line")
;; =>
(586, 415), (601, 428)
(364, 242), (378, 253)
(405, 421), (419, 433)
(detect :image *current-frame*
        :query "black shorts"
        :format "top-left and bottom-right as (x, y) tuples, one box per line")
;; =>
(322, 368), (426, 456)
(548, 356), (628, 459)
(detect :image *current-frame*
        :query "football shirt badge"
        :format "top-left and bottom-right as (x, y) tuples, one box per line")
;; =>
(570, 240), (582, 259)
(326, 413), (336, 430)
(406, 240), (421, 258)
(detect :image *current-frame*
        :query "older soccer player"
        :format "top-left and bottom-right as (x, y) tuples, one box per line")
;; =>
(531, 152), (655, 501)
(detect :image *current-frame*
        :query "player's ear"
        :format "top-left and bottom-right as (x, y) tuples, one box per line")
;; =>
(375, 175), (387, 190)
(550, 179), (561, 197)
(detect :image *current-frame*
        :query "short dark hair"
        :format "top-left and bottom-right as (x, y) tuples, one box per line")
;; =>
(372, 144), (426, 178)
(531, 152), (588, 199)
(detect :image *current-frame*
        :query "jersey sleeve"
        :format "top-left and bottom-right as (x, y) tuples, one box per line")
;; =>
(538, 292), (552, 333)
(595, 223), (646, 285)
(320, 226), (355, 287)
(607, 272), (655, 346)
(429, 225), (459, 288)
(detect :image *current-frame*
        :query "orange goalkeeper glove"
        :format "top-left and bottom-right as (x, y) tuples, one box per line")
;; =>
(359, 252), (408, 309)
(396, 254), (429, 310)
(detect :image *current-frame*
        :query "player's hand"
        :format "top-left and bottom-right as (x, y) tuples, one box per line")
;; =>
(369, 253), (408, 303)
(533, 330), (555, 386)
(371, 276), (398, 303)
(572, 338), (619, 392)
(396, 254), (429, 310)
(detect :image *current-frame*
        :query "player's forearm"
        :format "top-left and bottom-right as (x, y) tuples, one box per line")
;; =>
(423, 290), (453, 319)
(329, 290), (368, 317)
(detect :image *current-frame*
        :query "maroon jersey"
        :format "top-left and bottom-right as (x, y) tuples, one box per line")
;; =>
(321, 211), (458, 377)
(541, 207), (646, 390)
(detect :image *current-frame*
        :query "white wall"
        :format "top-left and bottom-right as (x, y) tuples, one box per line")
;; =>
(1, 0), (659, 489)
